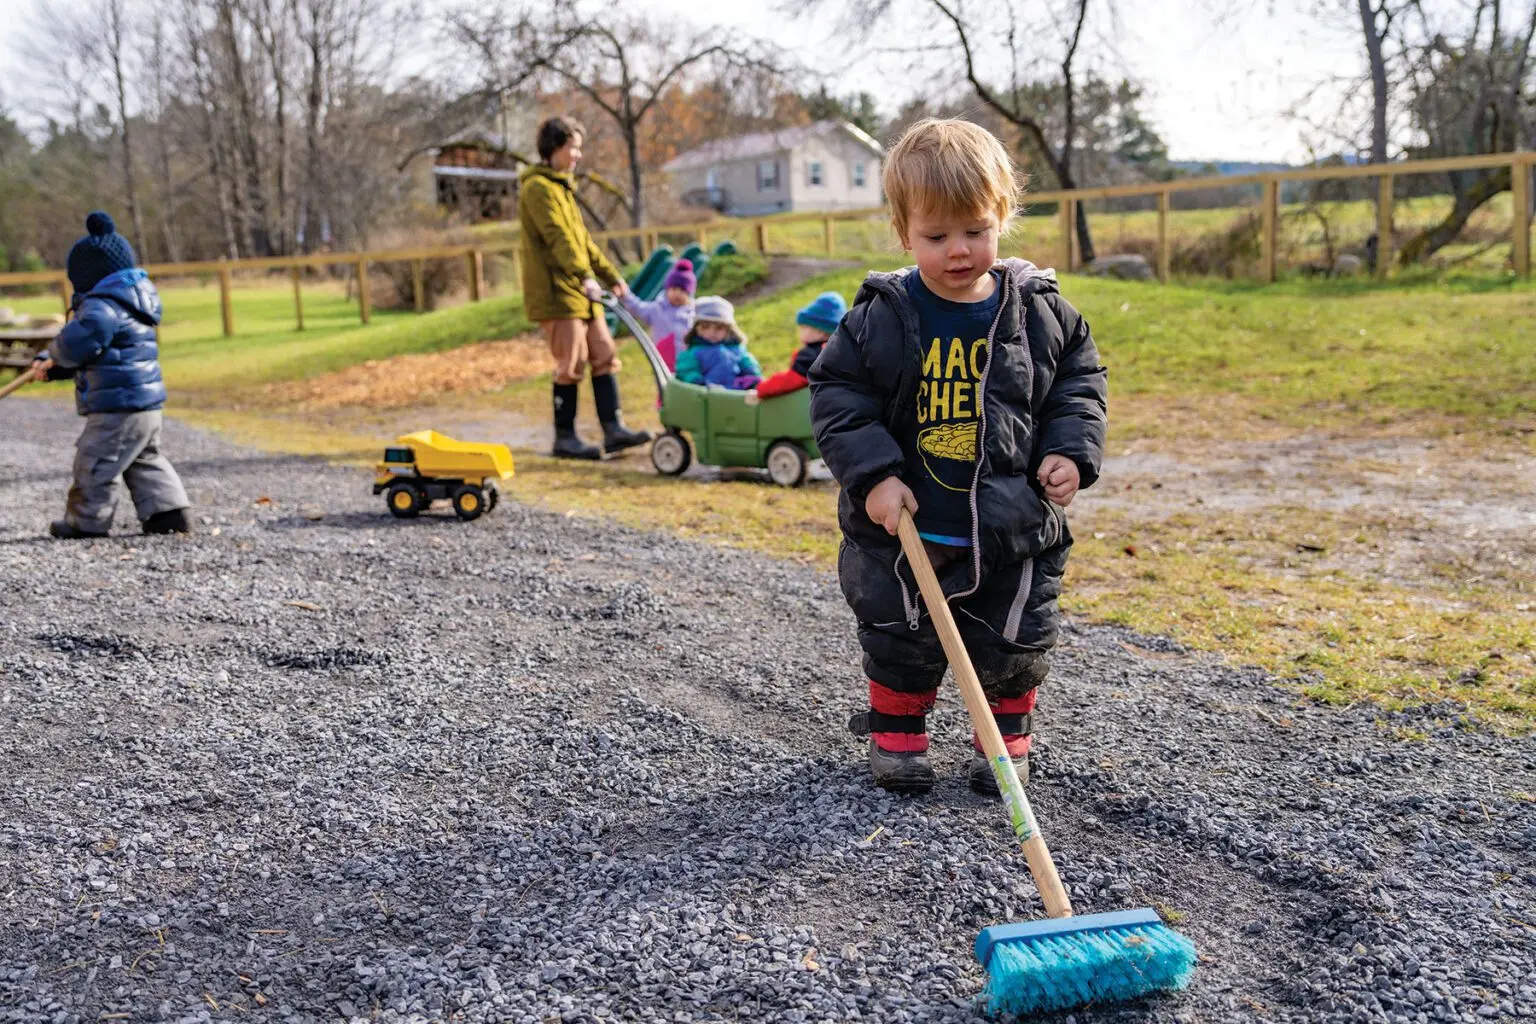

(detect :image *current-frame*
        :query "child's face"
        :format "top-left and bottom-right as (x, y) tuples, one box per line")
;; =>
(665, 287), (691, 307)
(797, 325), (830, 346)
(549, 135), (583, 172)
(694, 320), (731, 343)
(902, 207), (1001, 302)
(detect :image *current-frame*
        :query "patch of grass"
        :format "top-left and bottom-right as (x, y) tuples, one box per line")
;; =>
(697, 252), (770, 296)
(1066, 505), (1536, 727)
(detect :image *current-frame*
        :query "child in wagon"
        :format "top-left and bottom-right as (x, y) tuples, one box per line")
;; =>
(746, 291), (847, 405)
(673, 296), (761, 390)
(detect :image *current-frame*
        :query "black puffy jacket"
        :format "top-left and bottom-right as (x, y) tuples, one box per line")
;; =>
(809, 259), (1107, 598)
(48, 268), (167, 416)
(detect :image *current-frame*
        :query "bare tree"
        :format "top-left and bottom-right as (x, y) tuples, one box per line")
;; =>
(1396, 0), (1536, 263)
(105, 0), (149, 257)
(448, 0), (779, 230)
(798, 0), (1102, 262)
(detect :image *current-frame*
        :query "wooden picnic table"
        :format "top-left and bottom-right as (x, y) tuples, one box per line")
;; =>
(0, 326), (56, 376)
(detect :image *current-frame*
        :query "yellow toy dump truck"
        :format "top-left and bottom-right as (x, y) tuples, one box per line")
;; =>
(373, 430), (515, 521)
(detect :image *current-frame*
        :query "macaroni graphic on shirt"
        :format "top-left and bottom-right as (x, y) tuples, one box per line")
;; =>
(915, 334), (989, 494)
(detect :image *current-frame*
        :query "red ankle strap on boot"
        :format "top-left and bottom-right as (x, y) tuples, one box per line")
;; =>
(860, 680), (937, 753)
(972, 690), (1037, 756)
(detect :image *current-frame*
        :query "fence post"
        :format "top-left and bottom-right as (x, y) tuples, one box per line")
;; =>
(1058, 201), (1073, 272)
(411, 259), (425, 312)
(217, 264), (234, 337)
(356, 258), (370, 324)
(1259, 179), (1278, 283)
(467, 250), (483, 302)
(1376, 174), (1394, 280)
(1513, 157), (1531, 279)
(1156, 190), (1170, 283)
(755, 221), (767, 253)
(824, 216), (835, 255)
(291, 266), (304, 331)
(57, 275), (70, 316)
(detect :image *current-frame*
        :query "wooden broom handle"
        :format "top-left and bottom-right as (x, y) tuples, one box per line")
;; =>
(0, 365), (39, 401)
(896, 509), (1074, 919)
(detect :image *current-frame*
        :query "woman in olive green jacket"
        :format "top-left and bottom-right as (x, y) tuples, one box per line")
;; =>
(519, 116), (650, 460)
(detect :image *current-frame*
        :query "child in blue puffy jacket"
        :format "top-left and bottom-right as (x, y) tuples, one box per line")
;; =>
(32, 212), (191, 539)
(674, 295), (760, 390)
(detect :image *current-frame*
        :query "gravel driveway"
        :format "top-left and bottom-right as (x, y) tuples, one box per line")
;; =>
(2, 399), (1532, 1024)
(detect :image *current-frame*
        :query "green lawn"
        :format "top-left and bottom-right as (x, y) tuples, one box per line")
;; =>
(4, 279), (533, 396)
(7, 260), (1533, 723)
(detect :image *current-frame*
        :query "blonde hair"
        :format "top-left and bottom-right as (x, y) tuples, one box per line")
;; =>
(883, 118), (1020, 242)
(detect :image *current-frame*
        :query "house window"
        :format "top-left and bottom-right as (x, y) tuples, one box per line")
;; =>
(808, 160), (824, 186)
(853, 161), (867, 188)
(757, 160), (780, 191)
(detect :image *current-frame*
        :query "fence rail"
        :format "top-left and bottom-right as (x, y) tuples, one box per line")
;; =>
(2, 151), (1531, 337)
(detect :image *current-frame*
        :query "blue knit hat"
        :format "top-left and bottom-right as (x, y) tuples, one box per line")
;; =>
(796, 291), (847, 335)
(66, 211), (137, 295)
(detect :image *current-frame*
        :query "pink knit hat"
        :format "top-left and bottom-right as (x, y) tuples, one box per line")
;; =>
(663, 259), (697, 294)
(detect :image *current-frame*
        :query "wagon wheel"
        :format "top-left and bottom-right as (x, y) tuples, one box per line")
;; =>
(651, 430), (692, 476)
(452, 484), (486, 521)
(386, 481), (425, 518)
(765, 441), (809, 488)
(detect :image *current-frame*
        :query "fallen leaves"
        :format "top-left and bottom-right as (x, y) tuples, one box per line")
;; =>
(262, 335), (553, 411)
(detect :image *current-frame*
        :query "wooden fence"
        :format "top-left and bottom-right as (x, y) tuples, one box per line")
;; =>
(2, 151), (1531, 337)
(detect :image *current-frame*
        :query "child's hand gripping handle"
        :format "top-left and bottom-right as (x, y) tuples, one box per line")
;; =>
(895, 509), (1074, 920)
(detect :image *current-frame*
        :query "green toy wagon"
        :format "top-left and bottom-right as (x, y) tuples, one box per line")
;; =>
(605, 295), (820, 487)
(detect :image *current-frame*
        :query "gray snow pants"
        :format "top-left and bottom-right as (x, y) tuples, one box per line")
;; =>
(66, 411), (190, 531)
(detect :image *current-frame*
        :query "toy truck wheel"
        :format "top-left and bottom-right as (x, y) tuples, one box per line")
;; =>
(651, 430), (692, 476)
(765, 441), (809, 487)
(386, 481), (425, 518)
(484, 481), (500, 512)
(452, 484), (486, 521)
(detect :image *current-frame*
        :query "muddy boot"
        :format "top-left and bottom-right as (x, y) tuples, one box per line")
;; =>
(592, 374), (650, 454)
(870, 742), (937, 794)
(849, 709), (935, 795)
(49, 519), (108, 539)
(143, 508), (192, 535)
(968, 694), (1035, 796)
(553, 426), (602, 461)
(969, 751), (1030, 795)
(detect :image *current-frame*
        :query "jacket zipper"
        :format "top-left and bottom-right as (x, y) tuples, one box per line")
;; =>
(953, 274), (1012, 601)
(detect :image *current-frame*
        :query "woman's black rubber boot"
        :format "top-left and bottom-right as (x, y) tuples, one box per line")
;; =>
(552, 382), (601, 460)
(592, 374), (651, 453)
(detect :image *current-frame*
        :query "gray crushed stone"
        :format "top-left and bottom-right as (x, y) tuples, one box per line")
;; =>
(1, 399), (1532, 1023)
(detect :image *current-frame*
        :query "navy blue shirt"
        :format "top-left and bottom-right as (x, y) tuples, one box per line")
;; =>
(901, 268), (1002, 545)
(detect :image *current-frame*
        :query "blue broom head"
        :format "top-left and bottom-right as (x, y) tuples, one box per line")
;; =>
(975, 907), (1197, 1017)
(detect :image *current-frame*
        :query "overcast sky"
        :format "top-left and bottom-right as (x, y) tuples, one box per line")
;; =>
(0, 0), (1364, 164)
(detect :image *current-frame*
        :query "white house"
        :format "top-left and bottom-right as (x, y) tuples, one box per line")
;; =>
(662, 120), (884, 218)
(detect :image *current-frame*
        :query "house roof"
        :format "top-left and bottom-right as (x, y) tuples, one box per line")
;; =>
(662, 120), (883, 173)
(434, 128), (509, 153)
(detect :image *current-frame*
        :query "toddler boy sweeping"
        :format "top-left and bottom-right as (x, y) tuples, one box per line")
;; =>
(809, 120), (1107, 795)
(33, 211), (191, 539)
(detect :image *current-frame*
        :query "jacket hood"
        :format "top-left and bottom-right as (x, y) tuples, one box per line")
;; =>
(87, 268), (162, 326)
(856, 258), (1058, 304)
(519, 163), (574, 188)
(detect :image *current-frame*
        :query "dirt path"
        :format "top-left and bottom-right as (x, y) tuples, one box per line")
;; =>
(1077, 425), (1536, 595)
(2, 400), (1532, 1023)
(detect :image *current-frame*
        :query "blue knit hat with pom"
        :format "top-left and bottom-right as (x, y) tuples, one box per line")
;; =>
(66, 211), (137, 295)
(795, 291), (847, 335)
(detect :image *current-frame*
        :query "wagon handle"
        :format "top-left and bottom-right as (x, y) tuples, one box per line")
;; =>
(601, 293), (671, 403)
